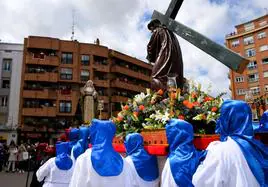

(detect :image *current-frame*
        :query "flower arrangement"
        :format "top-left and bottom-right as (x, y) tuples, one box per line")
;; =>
(113, 82), (225, 136)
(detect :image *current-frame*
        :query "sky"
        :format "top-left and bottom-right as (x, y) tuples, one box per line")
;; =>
(1, 0), (268, 97)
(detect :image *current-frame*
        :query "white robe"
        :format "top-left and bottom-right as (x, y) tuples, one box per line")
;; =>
(192, 137), (260, 187)
(36, 157), (74, 187)
(69, 149), (134, 187)
(125, 156), (159, 187)
(161, 158), (178, 187)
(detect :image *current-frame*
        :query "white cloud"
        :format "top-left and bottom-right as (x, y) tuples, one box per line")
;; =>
(0, 0), (267, 98)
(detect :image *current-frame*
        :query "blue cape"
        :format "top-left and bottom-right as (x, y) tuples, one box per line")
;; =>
(55, 142), (73, 170)
(72, 126), (89, 159)
(90, 119), (123, 176)
(68, 128), (80, 155)
(166, 119), (207, 187)
(216, 100), (268, 186)
(124, 133), (159, 181)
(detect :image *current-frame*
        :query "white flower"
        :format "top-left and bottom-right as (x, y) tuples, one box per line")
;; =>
(134, 92), (148, 104)
(150, 110), (170, 123)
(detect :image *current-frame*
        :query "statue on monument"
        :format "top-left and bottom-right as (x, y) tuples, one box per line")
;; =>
(147, 19), (184, 90)
(80, 80), (98, 99)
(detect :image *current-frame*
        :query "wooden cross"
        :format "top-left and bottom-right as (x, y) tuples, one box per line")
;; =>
(152, 0), (249, 73)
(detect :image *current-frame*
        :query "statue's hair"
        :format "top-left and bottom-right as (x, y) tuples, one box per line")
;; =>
(147, 19), (162, 30)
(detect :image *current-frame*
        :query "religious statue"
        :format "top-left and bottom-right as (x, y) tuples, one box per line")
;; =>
(147, 19), (184, 90)
(80, 80), (98, 124)
(80, 80), (98, 99)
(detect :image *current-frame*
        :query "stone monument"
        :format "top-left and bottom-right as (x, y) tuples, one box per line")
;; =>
(80, 80), (98, 124)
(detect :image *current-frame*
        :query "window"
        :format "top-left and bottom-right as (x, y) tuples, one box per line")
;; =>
(231, 40), (239, 47)
(248, 73), (259, 82)
(245, 48), (256, 57)
(250, 87), (260, 95)
(258, 32), (266, 39)
(259, 20), (267, 27)
(243, 36), (254, 45)
(1, 97), (8, 107)
(61, 53), (73, 64)
(80, 70), (90, 82)
(60, 68), (72, 80)
(263, 58), (268, 64)
(81, 55), (90, 66)
(235, 76), (244, 82)
(2, 80), (10, 88)
(260, 45), (268, 52)
(264, 71), (268, 78)
(244, 22), (255, 31)
(2, 59), (12, 71)
(236, 89), (245, 95)
(247, 61), (257, 70)
(33, 52), (45, 59)
(59, 101), (72, 113)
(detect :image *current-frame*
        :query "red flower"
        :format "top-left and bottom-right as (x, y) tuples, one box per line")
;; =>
(157, 89), (164, 96)
(139, 105), (145, 111)
(178, 115), (185, 120)
(183, 100), (193, 109)
(211, 107), (218, 112)
(123, 105), (129, 110)
(204, 97), (213, 102)
(191, 92), (197, 98)
(193, 101), (200, 107)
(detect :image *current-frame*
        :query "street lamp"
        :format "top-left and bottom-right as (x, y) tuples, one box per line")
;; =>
(97, 100), (104, 120)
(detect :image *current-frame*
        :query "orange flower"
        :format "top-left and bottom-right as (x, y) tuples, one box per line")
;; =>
(178, 115), (185, 120)
(193, 101), (200, 107)
(157, 89), (164, 96)
(202, 114), (206, 120)
(191, 92), (197, 98)
(117, 116), (123, 122)
(186, 102), (194, 109)
(139, 105), (145, 111)
(123, 105), (129, 110)
(183, 100), (189, 106)
(170, 92), (176, 99)
(133, 111), (139, 117)
(211, 107), (218, 112)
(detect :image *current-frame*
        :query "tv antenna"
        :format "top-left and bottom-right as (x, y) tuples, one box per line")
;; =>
(71, 9), (75, 41)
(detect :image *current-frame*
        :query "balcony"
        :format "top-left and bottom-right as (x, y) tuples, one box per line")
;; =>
(0, 107), (8, 114)
(22, 106), (57, 117)
(111, 80), (146, 92)
(98, 96), (109, 103)
(26, 56), (59, 66)
(111, 65), (151, 81)
(1, 71), (11, 78)
(24, 72), (58, 82)
(23, 89), (57, 99)
(93, 64), (109, 72)
(93, 79), (110, 88)
(27, 36), (60, 50)
(57, 90), (80, 101)
(111, 95), (129, 103)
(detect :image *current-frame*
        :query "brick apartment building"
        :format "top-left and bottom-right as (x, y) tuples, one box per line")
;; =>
(19, 36), (152, 141)
(226, 14), (268, 120)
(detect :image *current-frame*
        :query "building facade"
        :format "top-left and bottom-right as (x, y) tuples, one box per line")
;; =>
(226, 14), (268, 120)
(0, 43), (23, 144)
(19, 36), (152, 141)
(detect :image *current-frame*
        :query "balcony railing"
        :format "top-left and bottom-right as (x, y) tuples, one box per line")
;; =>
(111, 95), (129, 103)
(93, 64), (109, 72)
(22, 106), (57, 117)
(93, 79), (110, 87)
(23, 89), (57, 99)
(24, 72), (58, 82)
(26, 56), (59, 66)
(111, 65), (151, 81)
(98, 96), (109, 103)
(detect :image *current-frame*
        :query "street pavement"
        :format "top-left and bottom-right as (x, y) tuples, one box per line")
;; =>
(0, 171), (33, 187)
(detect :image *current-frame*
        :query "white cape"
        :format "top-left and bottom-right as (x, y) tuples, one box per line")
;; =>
(125, 156), (159, 187)
(69, 149), (134, 187)
(36, 157), (74, 187)
(161, 158), (178, 187)
(192, 137), (260, 187)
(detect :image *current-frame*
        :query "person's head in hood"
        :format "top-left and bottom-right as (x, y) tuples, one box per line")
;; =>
(55, 142), (73, 170)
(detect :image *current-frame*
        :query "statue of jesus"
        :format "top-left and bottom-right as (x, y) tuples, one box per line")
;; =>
(147, 19), (184, 90)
